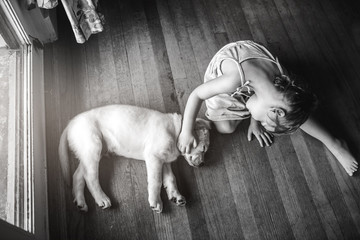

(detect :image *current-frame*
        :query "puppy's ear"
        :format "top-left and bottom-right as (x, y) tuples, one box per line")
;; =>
(195, 118), (212, 130)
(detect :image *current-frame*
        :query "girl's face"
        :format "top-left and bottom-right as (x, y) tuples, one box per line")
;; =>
(246, 93), (286, 132)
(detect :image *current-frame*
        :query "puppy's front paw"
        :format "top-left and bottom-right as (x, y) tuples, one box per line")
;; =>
(73, 198), (88, 212)
(149, 197), (163, 213)
(170, 195), (186, 206)
(166, 189), (186, 207)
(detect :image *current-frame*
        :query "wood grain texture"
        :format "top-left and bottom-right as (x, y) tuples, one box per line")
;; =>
(44, 0), (360, 239)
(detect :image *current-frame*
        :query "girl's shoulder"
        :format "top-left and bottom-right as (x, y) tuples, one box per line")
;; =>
(221, 59), (241, 75)
(216, 41), (274, 61)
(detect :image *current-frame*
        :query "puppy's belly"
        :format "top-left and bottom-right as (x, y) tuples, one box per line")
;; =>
(104, 135), (145, 160)
(108, 143), (144, 160)
(111, 145), (145, 160)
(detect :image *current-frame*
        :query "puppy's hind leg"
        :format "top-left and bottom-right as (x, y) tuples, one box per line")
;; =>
(83, 157), (112, 209)
(77, 135), (111, 209)
(163, 163), (186, 206)
(72, 164), (88, 212)
(145, 158), (164, 213)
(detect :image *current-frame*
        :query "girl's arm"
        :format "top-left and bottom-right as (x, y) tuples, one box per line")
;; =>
(178, 60), (242, 153)
(178, 90), (203, 153)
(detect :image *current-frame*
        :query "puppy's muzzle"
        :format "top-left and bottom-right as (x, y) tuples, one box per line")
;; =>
(185, 154), (205, 168)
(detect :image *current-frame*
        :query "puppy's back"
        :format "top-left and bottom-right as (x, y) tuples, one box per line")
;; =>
(79, 105), (181, 160)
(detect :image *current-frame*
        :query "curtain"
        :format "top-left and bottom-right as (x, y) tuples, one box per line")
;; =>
(36, 0), (104, 43)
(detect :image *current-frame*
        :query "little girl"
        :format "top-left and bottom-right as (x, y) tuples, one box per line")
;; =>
(178, 40), (358, 176)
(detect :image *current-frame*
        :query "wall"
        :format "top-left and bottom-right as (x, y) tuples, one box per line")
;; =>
(12, 0), (57, 44)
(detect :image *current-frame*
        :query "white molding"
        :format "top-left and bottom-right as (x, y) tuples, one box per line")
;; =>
(31, 42), (49, 240)
(1, 1), (49, 239)
(0, 1), (30, 45)
(6, 46), (17, 226)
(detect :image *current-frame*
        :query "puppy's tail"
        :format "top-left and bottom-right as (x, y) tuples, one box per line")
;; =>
(58, 126), (71, 186)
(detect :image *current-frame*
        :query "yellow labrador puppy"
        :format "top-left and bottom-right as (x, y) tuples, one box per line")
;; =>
(58, 104), (211, 213)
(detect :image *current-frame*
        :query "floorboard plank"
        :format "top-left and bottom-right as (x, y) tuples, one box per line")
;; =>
(121, 0), (150, 108)
(226, 132), (262, 240)
(291, 133), (345, 240)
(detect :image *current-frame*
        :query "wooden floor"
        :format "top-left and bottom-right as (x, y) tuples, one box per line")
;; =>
(44, 0), (360, 239)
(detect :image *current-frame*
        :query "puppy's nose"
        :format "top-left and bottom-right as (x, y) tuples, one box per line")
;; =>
(198, 162), (204, 167)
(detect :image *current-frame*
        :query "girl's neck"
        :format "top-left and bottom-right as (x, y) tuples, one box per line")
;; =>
(242, 59), (287, 108)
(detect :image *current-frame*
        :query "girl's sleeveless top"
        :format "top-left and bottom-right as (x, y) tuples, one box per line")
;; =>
(204, 40), (284, 121)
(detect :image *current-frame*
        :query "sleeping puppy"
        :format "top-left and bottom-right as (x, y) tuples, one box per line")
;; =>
(58, 104), (211, 213)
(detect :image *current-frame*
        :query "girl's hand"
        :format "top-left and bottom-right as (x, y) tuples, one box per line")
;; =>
(247, 119), (273, 147)
(177, 131), (198, 154)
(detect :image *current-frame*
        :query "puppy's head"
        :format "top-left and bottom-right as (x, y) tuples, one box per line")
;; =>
(183, 118), (211, 167)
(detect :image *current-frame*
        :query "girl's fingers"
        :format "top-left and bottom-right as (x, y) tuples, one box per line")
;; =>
(186, 145), (191, 154)
(178, 138), (197, 154)
(247, 130), (252, 141)
(193, 139), (198, 148)
(261, 134), (270, 147)
(263, 132), (273, 145)
(255, 134), (264, 147)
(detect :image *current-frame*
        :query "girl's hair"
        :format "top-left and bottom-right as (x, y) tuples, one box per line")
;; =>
(269, 74), (318, 135)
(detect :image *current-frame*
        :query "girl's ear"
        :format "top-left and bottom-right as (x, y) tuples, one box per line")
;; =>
(276, 108), (286, 117)
(195, 118), (212, 130)
(270, 108), (286, 117)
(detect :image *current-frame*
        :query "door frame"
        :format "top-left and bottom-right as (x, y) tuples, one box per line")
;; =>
(0, 1), (49, 239)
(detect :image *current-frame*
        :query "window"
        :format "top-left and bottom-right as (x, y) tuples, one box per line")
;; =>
(0, 1), (48, 239)
(0, 33), (35, 232)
